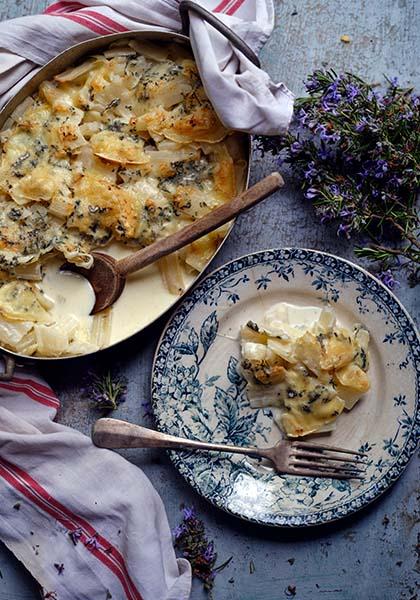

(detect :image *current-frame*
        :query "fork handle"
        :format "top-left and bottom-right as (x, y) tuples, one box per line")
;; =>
(92, 418), (268, 459)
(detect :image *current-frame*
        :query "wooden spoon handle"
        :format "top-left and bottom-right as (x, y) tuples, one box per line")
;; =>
(116, 172), (283, 277)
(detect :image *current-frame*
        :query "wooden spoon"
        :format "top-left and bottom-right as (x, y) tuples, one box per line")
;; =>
(62, 172), (283, 314)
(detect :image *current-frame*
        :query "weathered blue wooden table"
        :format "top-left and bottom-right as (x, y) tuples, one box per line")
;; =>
(0, 1), (418, 598)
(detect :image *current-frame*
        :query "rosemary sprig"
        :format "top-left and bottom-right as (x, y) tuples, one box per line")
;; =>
(256, 70), (419, 288)
(82, 371), (127, 410)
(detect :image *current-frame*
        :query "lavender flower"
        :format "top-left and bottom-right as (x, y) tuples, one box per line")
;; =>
(399, 109), (414, 120)
(321, 79), (342, 111)
(172, 524), (186, 540)
(304, 188), (318, 199)
(255, 69), (420, 284)
(372, 159), (388, 178)
(182, 506), (196, 520)
(85, 535), (100, 550)
(346, 83), (360, 101)
(303, 161), (317, 180)
(320, 210), (334, 224)
(202, 541), (216, 563)
(329, 184), (341, 196)
(295, 108), (309, 125)
(387, 175), (403, 187)
(69, 527), (82, 546)
(337, 223), (352, 238)
(355, 118), (368, 132)
(173, 506), (231, 596)
(305, 75), (319, 92)
(361, 159), (388, 179)
(317, 146), (330, 160)
(290, 141), (303, 154)
(317, 124), (340, 143)
(53, 563), (64, 575)
(339, 208), (356, 219)
(378, 270), (400, 290)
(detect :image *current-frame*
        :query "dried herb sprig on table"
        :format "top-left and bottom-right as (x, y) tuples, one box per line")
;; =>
(173, 506), (232, 597)
(256, 70), (419, 287)
(82, 371), (127, 410)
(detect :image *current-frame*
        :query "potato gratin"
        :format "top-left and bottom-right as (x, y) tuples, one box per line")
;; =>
(240, 303), (370, 437)
(0, 40), (242, 357)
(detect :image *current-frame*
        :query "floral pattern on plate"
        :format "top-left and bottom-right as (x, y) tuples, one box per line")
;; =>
(152, 249), (419, 527)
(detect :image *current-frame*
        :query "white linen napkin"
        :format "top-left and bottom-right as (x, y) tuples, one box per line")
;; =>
(0, 0), (293, 134)
(0, 367), (191, 600)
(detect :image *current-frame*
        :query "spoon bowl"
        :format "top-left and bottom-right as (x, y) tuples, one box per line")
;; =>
(62, 253), (125, 314)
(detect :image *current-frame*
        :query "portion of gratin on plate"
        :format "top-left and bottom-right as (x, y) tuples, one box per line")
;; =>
(240, 302), (370, 437)
(0, 39), (245, 357)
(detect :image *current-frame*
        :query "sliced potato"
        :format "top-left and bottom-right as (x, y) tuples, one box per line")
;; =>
(90, 130), (149, 165)
(280, 394), (345, 437)
(0, 281), (52, 323)
(295, 331), (323, 375)
(335, 362), (370, 393)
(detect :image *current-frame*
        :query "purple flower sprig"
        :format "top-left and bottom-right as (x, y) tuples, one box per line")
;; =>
(173, 506), (232, 597)
(256, 69), (420, 285)
(82, 371), (127, 410)
(378, 269), (400, 290)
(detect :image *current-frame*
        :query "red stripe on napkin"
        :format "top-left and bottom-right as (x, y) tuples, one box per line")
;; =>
(225, 0), (246, 15)
(13, 376), (58, 400)
(57, 12), (111, 35)
(81, 10), (128, 33)
(0, 458), (143, 600)
(44, 1), (85, 14)
(46, 4), (128, 33)
(213, 0), (232, 13)
(0, 379), (59, 409)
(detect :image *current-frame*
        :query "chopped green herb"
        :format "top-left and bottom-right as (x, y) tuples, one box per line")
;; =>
(246, 321), (260, 332)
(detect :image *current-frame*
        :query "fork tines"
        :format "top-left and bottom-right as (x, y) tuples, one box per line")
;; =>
(294, 440), (367, 457)
(289, 440), (368, 480)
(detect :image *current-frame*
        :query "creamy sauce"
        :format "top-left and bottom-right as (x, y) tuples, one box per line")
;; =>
(42, 258), (95, 319)
(105, 242), (196, 343)
(40, 243), (196, 347)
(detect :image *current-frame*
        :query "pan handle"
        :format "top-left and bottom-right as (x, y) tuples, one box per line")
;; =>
(179, 0), (261, 68)
(0, 353), (15, 381)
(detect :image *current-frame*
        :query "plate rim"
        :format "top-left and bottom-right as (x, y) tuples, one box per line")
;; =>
(151, 247), (420, 527)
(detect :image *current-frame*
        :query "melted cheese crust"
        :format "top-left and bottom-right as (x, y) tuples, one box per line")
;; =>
(0, 40), (240, 357)
(240, 304), (370, 437)
(0, 40), (234, 272)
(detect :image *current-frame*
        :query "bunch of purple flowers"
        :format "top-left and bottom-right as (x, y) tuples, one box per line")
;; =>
(173, 506), (231, 597)
(257, 70), (419, 287)
(82, 370), (127, 410)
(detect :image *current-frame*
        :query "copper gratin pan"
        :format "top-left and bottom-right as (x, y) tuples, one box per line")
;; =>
(0, 4), (256, 376)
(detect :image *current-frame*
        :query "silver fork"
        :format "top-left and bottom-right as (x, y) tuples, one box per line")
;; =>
(93, 418), (367, 480)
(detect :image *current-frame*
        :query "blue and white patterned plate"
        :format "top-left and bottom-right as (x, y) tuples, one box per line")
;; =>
(151, 249), (419, 527)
